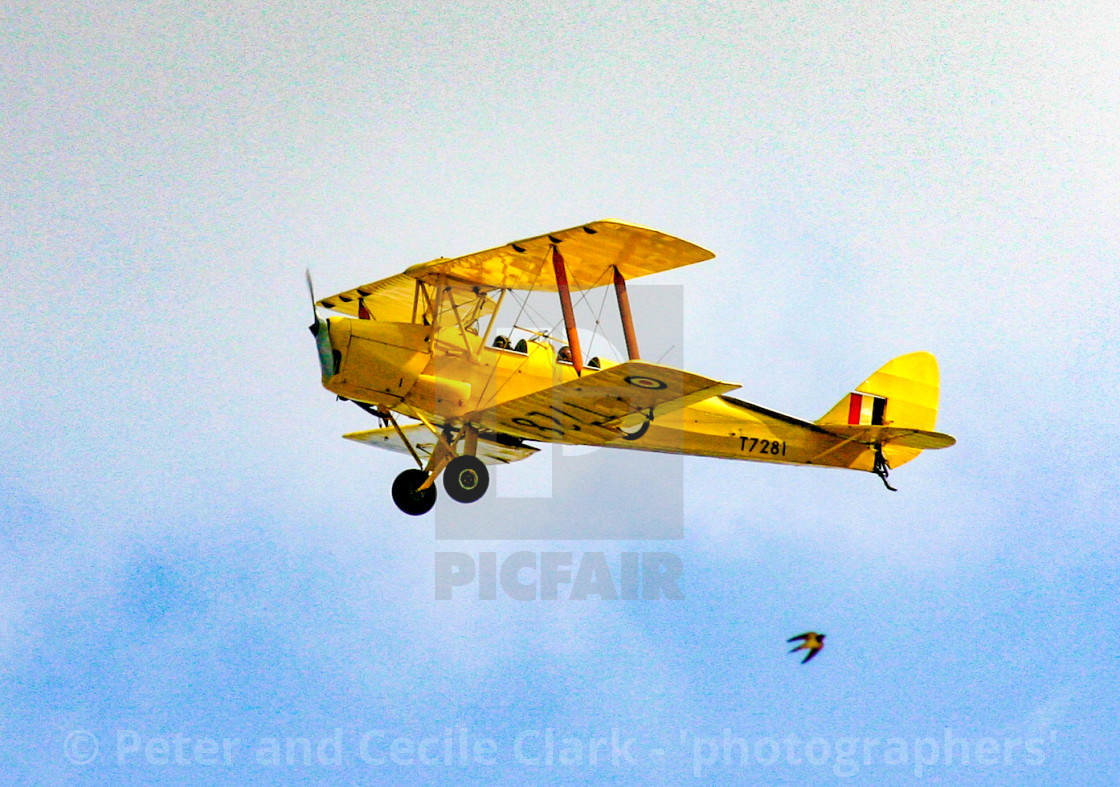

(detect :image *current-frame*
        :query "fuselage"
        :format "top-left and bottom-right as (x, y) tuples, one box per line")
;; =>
(318, 316), (893, 473)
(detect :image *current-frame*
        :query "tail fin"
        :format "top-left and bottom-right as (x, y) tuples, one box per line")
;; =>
(817, 351), (941, 431)
(816, 352), (953, 479)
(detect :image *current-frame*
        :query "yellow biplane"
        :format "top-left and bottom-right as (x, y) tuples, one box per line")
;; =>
(308, 220), (955, 515)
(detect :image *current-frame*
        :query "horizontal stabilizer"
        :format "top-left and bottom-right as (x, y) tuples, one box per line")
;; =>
(816, 424), (956, 450)
(343, 424), (539, 465)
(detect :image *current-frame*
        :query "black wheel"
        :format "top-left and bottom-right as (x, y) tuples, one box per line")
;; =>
(443, 455), (489, 504)
(392, 468), (437, 515)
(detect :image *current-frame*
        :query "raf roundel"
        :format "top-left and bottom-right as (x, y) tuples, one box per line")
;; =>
(624, 375), (667, 390)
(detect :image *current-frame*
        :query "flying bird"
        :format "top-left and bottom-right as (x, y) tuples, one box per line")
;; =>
(788, 632), (826, 663)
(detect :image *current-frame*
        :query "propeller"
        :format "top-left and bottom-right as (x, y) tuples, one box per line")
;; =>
(305, 269), (336, 376)
(306, 268), (322, 336)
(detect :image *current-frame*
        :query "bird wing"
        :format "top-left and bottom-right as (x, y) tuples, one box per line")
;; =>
(802, 648), (821, 664)
(787, 633), (811, 642)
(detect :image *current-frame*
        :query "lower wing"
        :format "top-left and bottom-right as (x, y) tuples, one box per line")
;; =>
(343, 423), (539, 465)
(467, 360), (738, 445)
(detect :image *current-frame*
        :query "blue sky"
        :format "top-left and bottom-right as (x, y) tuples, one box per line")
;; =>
(3, 1), (1118, 783)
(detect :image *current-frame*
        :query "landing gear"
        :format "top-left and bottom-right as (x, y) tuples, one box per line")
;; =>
(392, 468), (437, 515)
(443, 455), (489, 503)
(381, 416), (490, 512)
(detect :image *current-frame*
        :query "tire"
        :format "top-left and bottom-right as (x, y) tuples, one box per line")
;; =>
(392, 468), (437, 515)
(443, 455), (489, 504)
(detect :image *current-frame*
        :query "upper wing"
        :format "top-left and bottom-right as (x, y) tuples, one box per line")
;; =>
(318, 220), (714, 314)
(470, 360), (739, 445)
(316, 272), (500, 323)
(343, 423), (539, 465)
(316, 272), (415, 321)
(405, 219), (714, 292)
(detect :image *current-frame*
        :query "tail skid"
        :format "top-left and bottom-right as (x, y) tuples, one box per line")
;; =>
(873, 444), (897, 491)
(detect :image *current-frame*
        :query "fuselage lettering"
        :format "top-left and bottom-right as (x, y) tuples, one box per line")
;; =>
(739, 436), (786, 455)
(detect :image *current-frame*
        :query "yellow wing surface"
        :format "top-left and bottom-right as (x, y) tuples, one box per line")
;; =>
(316, 271), (501, 323)
(316, 219), (714, 316)
(344, 423), (539, 465)
(469, 360), (739, 445)
(316, 272), (424, 322)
